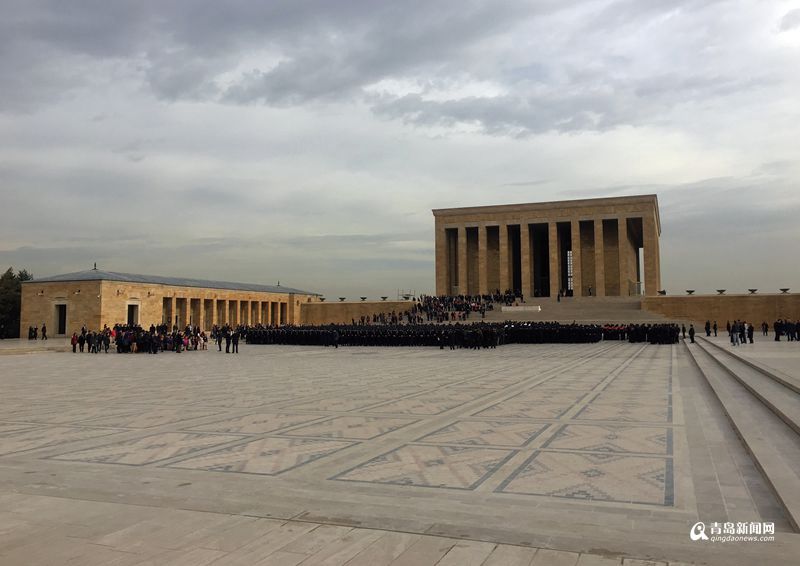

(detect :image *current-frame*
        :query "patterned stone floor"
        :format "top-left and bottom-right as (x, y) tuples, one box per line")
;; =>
(0, 342), (796, 565)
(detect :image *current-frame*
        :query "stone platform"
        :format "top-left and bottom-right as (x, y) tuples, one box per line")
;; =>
(0, 343), (797, 565)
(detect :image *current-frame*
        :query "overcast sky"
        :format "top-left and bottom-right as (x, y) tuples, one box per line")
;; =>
(1, 1), (799, 298)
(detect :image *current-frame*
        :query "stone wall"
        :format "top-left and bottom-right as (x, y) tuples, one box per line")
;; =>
(642, 294), (800, 324)
(21, 280), (318, 335)
(300, 301), (415, 325)
(20, 281), (103, 337)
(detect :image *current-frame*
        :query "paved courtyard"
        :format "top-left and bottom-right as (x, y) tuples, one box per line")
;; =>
(0, 342), (797, 565)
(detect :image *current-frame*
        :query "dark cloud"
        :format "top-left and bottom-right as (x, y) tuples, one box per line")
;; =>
(0, 1), (797, 297)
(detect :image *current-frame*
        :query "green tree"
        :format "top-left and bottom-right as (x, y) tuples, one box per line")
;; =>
(0, 267), (33, 338)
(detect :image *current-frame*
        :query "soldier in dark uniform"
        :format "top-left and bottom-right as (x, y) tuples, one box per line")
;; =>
(231, 329), (239, 353)
(688, 324), (695, 343)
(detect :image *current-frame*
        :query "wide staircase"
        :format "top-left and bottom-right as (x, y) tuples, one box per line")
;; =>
(480, 296), (673, 323)
(686, 337), (800, 531)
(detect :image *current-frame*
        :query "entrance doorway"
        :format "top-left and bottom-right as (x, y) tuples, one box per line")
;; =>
(55, 304), (67, 335)
(127, 304), (139, 326)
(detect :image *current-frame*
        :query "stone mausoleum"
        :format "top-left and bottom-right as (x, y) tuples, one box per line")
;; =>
(433, 194), (662, 298)
(20, 269), (319, 336)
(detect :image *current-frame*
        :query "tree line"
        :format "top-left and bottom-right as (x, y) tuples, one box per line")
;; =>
(0, 267), (32, 338)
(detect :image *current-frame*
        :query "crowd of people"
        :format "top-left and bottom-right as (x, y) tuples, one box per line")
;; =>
(247, 323), (503, 348)
(246, 321), (682, 348)
(26, 324), (47, 340)
(694, 319), (800, 347)
(772, 319), (800, 342)
(69, 323), (220, 354)
(53, 297), (800, 354)
(415, 292), (525, 323)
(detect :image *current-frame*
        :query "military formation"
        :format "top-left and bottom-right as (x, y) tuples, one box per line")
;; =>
(246, 321), (681, 348)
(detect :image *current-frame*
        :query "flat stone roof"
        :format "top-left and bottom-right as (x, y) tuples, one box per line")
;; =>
(23, 269), (317, 295)
(432, 194), (660, 230)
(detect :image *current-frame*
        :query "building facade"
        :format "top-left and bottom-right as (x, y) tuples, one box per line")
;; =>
(433, 195), (661, 298)
(20, 270), (319, 336)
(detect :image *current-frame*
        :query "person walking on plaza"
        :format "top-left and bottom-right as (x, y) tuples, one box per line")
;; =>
(689, 324), (695, 343)
(231, 329), (240, 353)
(71, 332), (78, 353)
(748, 322), (755, 344)
(713, 321), (718, 337)
(704, 320), (711, 337)
(41, 323), (47, 340)
(681, 324), (686, 340)
(731, 322), (739, 346)
(762, 321), (769, 336)
(225, 328), (232, 353)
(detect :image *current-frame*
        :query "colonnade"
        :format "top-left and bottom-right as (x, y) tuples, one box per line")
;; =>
(161, 297), (288, 330)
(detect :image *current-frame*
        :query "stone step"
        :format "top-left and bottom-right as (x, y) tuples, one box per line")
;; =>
(698, 336), (800, 395)
(685, 341), (800, 531)
(694, 339), (800, 436)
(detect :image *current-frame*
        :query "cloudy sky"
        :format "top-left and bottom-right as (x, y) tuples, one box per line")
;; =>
(1, 1), (799, 298)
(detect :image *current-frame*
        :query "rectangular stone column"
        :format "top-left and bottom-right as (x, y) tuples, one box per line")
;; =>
(457, 226), (468, 295)
(594, 220), (605, 297)
(571, 220), (582, 297)
(230, 300), (238, 325)
(166, 296), (175, 327)
(643, 214), (660, 296)
(548, 222), (560, 298)
(478, 225), (489, 295)
(435, 225), (447, 295)
(198, 299), (205, 331)
(498, 224), (510, 292)
(618, 217), (629, 296)
(520, 223), (532, 299)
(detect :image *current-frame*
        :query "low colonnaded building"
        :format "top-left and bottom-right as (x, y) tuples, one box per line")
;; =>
(20, 269), (319, 336)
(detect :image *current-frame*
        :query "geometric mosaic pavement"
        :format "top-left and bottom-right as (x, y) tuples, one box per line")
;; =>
(49, 432), (242, 466)
(497, 450), (673, 506)
(281, 416), (417, 440)
(188, 412), (324, 434)
(0, 426), (123, 456)
(168, 436), (356, 475)
(332, 444), (517, 489)
(0, 341), (679, 510)
(543, 424), (671, 455)
(417, 420), (549, 447)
